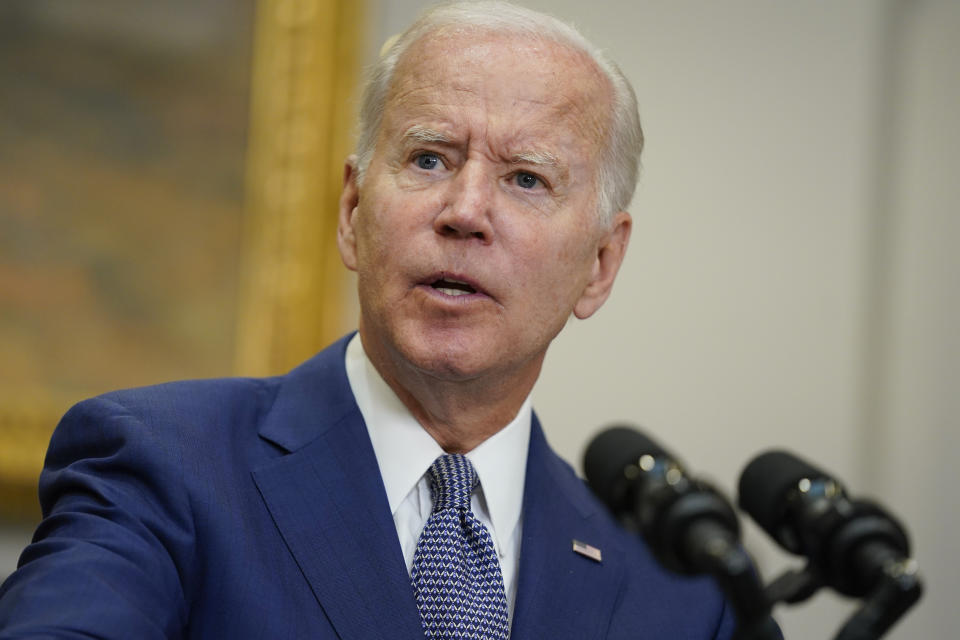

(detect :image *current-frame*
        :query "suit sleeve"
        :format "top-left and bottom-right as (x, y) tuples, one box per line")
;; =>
(0, 396), (195, 639)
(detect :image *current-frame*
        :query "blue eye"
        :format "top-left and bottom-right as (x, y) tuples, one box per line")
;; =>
(415, 153), (440, 170)
(515, 172), (540, 189)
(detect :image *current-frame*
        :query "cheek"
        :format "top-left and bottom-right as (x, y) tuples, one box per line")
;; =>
(354, 197), (399, 262)
(543, 234), (598, 306)
(505, 221), (590, 282)
(353, 191), (423, 293)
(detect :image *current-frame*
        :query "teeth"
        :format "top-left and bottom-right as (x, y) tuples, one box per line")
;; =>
(437, 287), (472, 296)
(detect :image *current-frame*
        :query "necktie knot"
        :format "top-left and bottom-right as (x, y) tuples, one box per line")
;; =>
(428, 454), (478, 512)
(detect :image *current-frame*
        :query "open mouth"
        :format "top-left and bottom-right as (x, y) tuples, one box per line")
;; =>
(430, 277), (478, 297)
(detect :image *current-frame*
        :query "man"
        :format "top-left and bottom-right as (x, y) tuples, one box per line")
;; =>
(0, 2), (735, 638)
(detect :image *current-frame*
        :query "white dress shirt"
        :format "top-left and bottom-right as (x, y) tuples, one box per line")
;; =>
(344, 334), (531, 622)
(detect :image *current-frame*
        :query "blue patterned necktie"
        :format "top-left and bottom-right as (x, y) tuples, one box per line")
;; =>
(410, 454), (510, 639)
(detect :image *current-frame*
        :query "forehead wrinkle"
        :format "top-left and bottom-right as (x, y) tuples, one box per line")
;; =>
(384, 36), (609, 179)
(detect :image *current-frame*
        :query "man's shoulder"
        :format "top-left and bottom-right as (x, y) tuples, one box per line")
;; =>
(92, 374), (280, 425)
(69, 333), (356, 434)
(53, 334), (357, 455)
(51, 373), (281, 449)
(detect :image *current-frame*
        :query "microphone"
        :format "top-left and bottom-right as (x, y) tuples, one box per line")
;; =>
(585, 426), (780, 639)
(584, 425), (742, 576)
(738, 450), (917, 599)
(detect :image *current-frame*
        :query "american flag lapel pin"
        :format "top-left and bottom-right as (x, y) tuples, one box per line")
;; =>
(572, 539), (602, 563)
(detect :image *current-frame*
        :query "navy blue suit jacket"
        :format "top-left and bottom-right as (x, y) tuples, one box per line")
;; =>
(0, 335), (735, 639)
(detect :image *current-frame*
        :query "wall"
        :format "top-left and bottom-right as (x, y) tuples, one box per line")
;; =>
(872, 3), (960, 637)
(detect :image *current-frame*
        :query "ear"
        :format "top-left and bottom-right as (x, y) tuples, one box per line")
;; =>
(337, 156), (361, 272)
(573, 211), (632, 320)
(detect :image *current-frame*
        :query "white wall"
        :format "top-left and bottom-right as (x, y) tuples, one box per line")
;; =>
(366, 1), (956, 637)
(871, 3), (960, 638)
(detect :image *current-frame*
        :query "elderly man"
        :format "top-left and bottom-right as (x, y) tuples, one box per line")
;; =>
(0, 2), (734, 639)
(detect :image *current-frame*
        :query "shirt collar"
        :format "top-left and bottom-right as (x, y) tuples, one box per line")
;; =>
(344, 333), (531, 553)
(465, 400), (530, 556)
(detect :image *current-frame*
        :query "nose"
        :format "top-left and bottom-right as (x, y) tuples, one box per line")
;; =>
(433, 160), (494, 243)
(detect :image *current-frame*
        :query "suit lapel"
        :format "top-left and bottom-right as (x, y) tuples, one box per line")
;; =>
(252, 336), (425, 640)
(511, 419), (626, 639)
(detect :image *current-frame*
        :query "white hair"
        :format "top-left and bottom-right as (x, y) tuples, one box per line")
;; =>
(353, 1), (644, 226)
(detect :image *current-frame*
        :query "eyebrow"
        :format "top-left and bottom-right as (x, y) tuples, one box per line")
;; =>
(402, 125), (452, 144)
(511, 150), (561, 168)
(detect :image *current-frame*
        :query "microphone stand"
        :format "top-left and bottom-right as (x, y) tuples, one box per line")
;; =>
(760, 554), (922, 640)
(681, 522), (780, 640)
(756, 503), (924, 640)
(629, 486), (780, 640)
(833, 556), (922, 640)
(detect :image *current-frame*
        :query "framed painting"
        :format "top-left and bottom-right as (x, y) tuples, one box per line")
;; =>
(0, 0), (363, 521)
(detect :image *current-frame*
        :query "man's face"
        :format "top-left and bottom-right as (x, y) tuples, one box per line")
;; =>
(338, 30), (630, 386)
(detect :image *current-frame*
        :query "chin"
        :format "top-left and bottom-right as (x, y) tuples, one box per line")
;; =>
(405, 343), (486, 381)
(394, 329), (498, 382)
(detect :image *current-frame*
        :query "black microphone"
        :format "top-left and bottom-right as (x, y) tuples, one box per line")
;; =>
(585, 426), (780, 640)
(584, 425), (742, 576)
(738, 450), (918, 600)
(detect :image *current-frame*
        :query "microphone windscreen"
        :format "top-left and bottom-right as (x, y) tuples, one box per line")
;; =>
(583, 425), (668, 510)
(738, 450), (829, 534)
